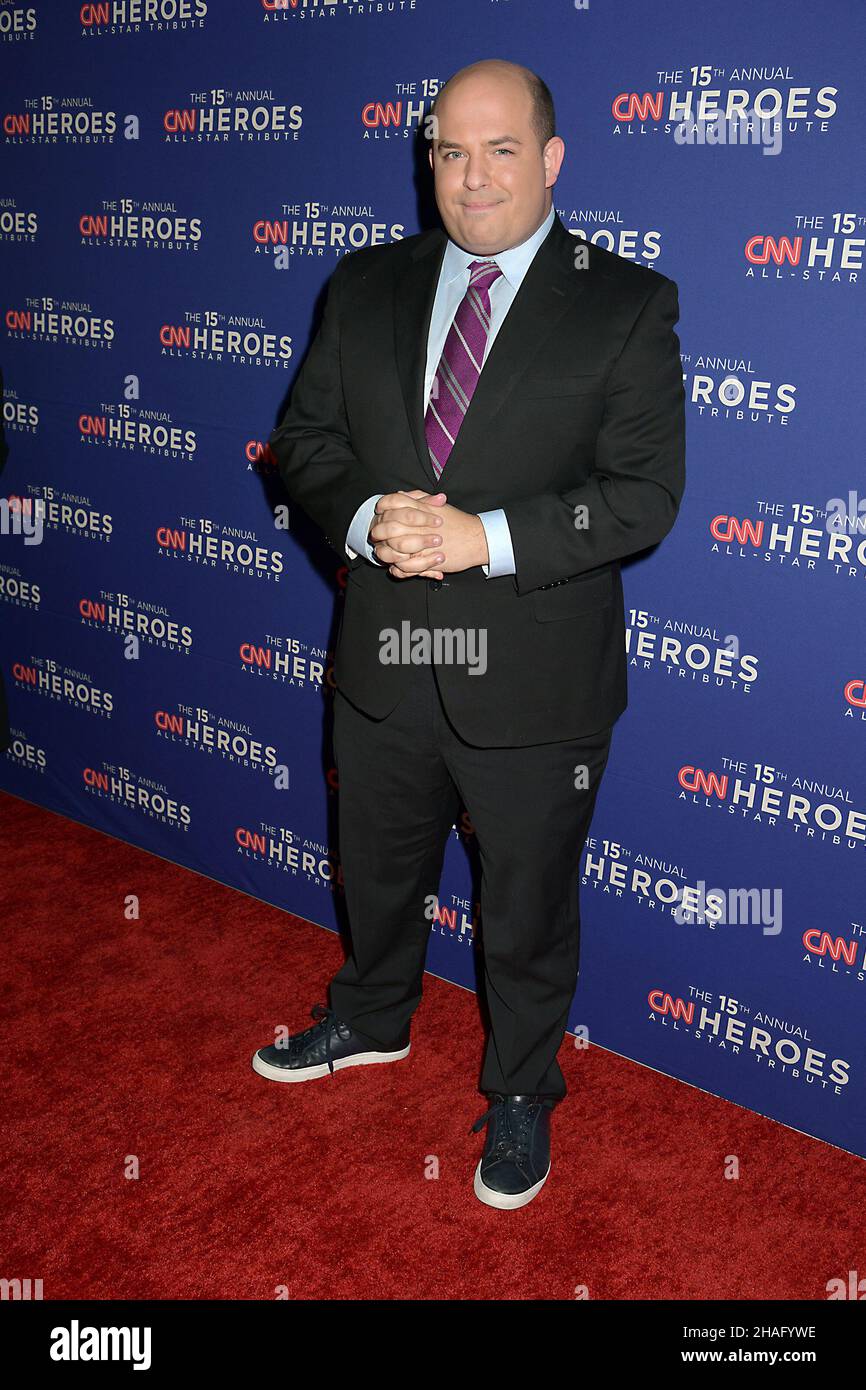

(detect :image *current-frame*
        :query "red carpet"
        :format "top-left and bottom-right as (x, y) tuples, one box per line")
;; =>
(1, 787), (863, 1301)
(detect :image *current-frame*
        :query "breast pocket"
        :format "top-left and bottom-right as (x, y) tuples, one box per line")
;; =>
(523, 373), (603, 399)
(531, 568), (614, 621)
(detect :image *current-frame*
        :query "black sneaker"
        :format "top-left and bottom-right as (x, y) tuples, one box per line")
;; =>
(470, 1093), (556, 1209)
(251, 1003), (410, 1083)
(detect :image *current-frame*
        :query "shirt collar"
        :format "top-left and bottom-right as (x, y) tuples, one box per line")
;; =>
(441, 204), (556, 292)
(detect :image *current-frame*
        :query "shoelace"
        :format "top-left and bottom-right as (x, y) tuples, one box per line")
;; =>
(470, 1095), (552, 1164)
(281, 1003), (352, 1075)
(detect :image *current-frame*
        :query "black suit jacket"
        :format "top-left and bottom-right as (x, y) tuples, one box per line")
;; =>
(269, 212), (686, 746)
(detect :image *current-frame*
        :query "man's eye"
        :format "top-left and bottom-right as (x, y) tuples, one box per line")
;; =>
(441, 149), (514, 158)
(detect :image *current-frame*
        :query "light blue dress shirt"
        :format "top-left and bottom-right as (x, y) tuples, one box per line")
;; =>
(345, 203), (556, 577)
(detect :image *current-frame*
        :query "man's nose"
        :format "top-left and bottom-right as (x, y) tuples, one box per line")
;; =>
(464, 159), (490, 186)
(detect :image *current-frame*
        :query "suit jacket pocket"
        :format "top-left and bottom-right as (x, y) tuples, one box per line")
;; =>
(531, 568), (614, 621)
(347, 557), (381, 582)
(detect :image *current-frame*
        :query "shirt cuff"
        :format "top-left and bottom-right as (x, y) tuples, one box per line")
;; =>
(346, 493), (384, 564)
(477, 508), (516, 578)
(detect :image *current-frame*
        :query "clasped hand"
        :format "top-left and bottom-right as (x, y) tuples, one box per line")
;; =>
(368, 490), (489, 580)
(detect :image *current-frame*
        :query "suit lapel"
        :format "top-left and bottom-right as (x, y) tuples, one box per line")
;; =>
(394, 213), (590, 486)
(394, 227), (448, 487)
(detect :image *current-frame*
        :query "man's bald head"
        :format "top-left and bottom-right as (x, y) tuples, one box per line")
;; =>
(432, 60), (556, 150)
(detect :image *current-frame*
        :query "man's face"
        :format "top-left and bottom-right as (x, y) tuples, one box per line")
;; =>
(428, 73), (563, 255)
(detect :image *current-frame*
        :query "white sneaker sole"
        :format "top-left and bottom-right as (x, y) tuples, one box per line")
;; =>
(473, 1159), (551, 1209)
(251, 1043), (410, 1083)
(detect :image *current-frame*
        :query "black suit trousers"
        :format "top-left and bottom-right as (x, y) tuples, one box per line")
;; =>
(329, 656), (613, 1100)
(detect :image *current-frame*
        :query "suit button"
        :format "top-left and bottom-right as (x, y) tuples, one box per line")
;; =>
(429, 579), (442, 590)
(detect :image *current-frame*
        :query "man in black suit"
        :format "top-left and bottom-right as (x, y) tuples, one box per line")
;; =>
(255, 59), (685, 1209)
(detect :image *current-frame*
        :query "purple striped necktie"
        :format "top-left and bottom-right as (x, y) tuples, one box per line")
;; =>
(424, 258), (504, 479)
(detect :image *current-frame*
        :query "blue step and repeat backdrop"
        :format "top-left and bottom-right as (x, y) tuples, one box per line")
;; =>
(2, 0), (865, 1158)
